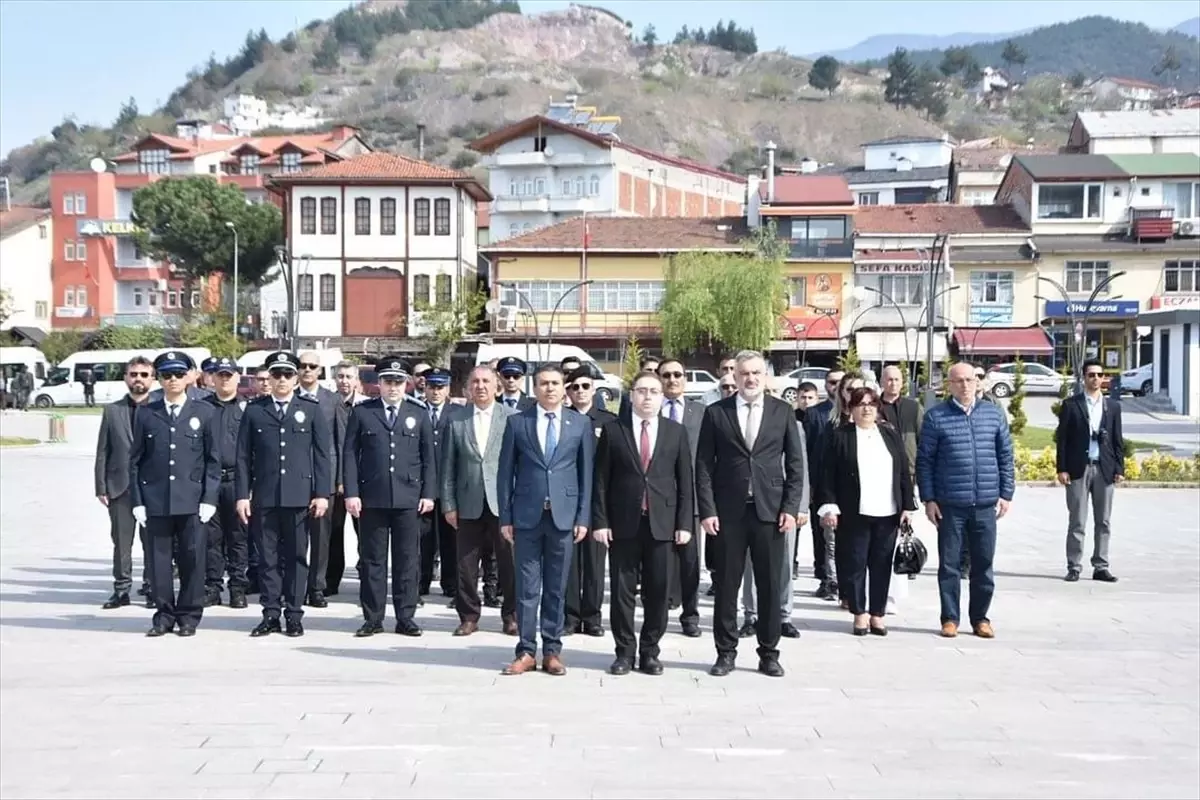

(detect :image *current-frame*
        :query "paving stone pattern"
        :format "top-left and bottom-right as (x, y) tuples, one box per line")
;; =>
(1, 445), (1198, 799)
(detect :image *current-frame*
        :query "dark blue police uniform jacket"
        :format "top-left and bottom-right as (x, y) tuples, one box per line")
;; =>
(342, 398), (437, 511)
(235, 394), (332, 509)
(129, 398), (221, 516)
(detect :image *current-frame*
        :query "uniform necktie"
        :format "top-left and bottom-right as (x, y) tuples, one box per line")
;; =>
(544, 412), (557, 460)
(505, 397), (516, 409)
(640, 419), (652, 510)
(168, 403), (179, 420)
(387, 405), (397, 428)
(669, 400), (679, 422)
(276, 401), (286, 420)
(744, 401), (760, 449)
(431, 406), (439, 427)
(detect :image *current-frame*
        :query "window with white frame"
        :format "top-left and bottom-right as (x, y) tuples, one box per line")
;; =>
(63, 194), (75, 214)
(300, 197), (316, 235)
(64, 288), (75, 307)
(969, 270), (1014, 306)
(189, 291), (199, 309)
(535, 178), (546, 195)
(298, 274), (314, 311)
(509, 223), (519, 237)
(34, 301), (47, 319)
(1064, 260), (1111, 294)
(1037, 183), (1102, 220)
(413, 274), (431, 306)
(1164, 260), (1199, 293)
(561, 179), (571, 196)
(1164, 182), (1199, 219)
(138, 149), (169, 175)
(788, 277), (807, 307)
(509, 178), (519, 196)
(133, 288), (144, 307)
(857, 192), (879, 206)
(64, 241), (75, 261)
(76, 286), (88, 308)
(589, 174), (600, 196)
(166, 291), (179, 308)
(586, 281), (665, 313)
(148, 290), (158, 307)
(878, 274), (925, 306)
(240, 154), (260, 175)
(74, 193), (86, 214)
(281, 151), (302, 174)
(574, 177), (585, 196)
(319, 274), (336, 311)
(499, 281), (583, 312)
(380, 198), (397, 235)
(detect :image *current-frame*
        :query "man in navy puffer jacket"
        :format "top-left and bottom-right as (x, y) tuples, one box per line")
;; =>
(915, 362), (1015, 640)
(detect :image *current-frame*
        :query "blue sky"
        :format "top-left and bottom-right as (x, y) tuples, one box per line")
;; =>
(1, 0), (1194, 154)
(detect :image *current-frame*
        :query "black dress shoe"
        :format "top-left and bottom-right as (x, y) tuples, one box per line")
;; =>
(781, 622), (801, 639)
(709, 654), (735, 677)
(563, 620), (580, 637)
(582, 621), (605, 637)
(757, 658), (785, 678)
(250, 618), (282, 637)
(146, 623), (172, 637)
(176, 625), (196, 637)
(285, 620), (304, 637)
(355, 621), (384, 637)
(1065, 570), (1081, 582)
(307, 592), (328, 608)
(144, 596), (156, 609)
(102, 593), (130, 609)
(639, 655), (664, 676)
(136, 586), (148, 597)
(705, 585), (716, 597)
(608, 656), (633, 676)
(326, 588), (339, 598)
(395, 621), (423, 637)
(204, 590), (222, 607)
(1092, 569), (1118, 583)
(681, 621), (701, 638)
(483, 593), (501, 608)
(229, 590), (248, 609)
(738, 620), (757, 638)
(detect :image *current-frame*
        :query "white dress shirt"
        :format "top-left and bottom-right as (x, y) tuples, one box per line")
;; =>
(633, 412), (660, 461)
(473, 402), (495, 450)
(855, 425), (897, 517)
(535, 404), (563, 455)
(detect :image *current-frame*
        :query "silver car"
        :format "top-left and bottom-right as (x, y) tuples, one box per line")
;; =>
(985, 362), (1070, 397)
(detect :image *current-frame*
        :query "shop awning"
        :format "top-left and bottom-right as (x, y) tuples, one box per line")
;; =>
(953, 327), (1052, 356)
(6, 326), (46, 345)
(855, 330), (947, 362)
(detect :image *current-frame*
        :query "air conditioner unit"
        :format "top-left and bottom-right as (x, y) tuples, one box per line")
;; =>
(1178, 219), (1198, 237)
(495, 306), (519, 333)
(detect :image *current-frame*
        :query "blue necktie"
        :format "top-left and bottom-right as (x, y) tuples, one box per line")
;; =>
(506, 397), (517, 409)
(431, 406), (440, 427)
(387, 406), (397, 428)
(544, 412), (557, 461)
(669, 400), (679, 422)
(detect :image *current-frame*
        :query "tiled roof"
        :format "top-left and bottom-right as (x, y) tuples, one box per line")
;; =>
(1104, 153), (1200, 178)
(762, 175), (853, 205)
(272, 152), (472, 181)
(484, 216), (748, 251)
(0, 206), (51, 240)
(1075, 109), (1200, 139)
(854, 204), (1030, 235)
(954, 144), (1063, 171)
(111, 129), (359, 164)
(1012, 154), (1129, 181)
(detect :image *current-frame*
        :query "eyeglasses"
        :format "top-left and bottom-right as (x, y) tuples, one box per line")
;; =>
(127, 371), (151, 379)
(299, 362), (320, 370)
(568, 382), (592, 391)
(720, 384), (737, 392)
(268, 369), (294, 379)
(632, 386), (662, 395)
(1085, 372), (1104, 379)
(159, 371), (186, 380)
(854, 401), (879, 409)
(659, 371), (683, 379)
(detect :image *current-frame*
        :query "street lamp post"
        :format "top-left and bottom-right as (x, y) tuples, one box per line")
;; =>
(853, 284), (912, 372)
(799, 306), (839, 366)
(496, 282), (540, 365)
(545, 279), (593, 352)
(1037, 271), (1127, 390)
(968, 311), (1011, 355)
(225, 221), (239, 337)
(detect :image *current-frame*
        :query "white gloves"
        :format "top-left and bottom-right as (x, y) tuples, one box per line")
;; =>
(198, 503), (217, 524)
(132, 506), (147, 525)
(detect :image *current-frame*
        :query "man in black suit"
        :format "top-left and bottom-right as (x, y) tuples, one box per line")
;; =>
(94, 356), (155, 609)
(1055, 359), (1124, 584)
(657, 358), (705, 637)
(804, 369), (842, 599)
(618, 356), (661, 417)
(696, 350), (805, 678)
(328, 361), (366, 596)
(296, 351), (340, 608)
(418, 368), (468, 599)
(562, 364), (615, 636)
(593, 370), (694, 676)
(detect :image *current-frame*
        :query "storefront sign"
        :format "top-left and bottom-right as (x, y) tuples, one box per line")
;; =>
(781, 272), (843, 339)
(76, 219), (138, 237)
(853, 263), (927, 274)
(968, 305), (1013, 325)
(779, 311), (840, 339)
(1149, 295), (1200, 309)
(1043, 300), (1140, 318)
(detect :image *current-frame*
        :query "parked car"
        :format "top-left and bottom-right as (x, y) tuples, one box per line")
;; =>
(985, 362), (1072, 397)
(770, 367), (831, 403)
(1119, 362), (1154, 396)
(683, 368), (720, 399)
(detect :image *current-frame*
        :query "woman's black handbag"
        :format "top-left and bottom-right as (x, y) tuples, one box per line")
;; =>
(893, 518), (928, 576)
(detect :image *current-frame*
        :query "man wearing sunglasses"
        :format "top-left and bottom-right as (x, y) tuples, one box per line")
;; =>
(702, 356), (738, 406)
(803, 369), (843, 599)
(236, 351), (332, 638)
(95, 355), (156, 609)
(295, 351), (340, 609)
(562, 364), (615, 637)
(130, 351), (222, 637)
(1055, 359), (1124, 584)
(201, 357), (251, 610)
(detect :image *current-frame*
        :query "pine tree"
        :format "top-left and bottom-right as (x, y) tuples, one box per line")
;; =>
(1008, 358), (1028, 437)
(621, 334), (644, 390)
(883, 48), (918, 109)
(837, 344), (861, 373)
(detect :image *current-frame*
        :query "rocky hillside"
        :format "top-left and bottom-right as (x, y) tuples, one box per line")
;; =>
(3, 3), (948, 204)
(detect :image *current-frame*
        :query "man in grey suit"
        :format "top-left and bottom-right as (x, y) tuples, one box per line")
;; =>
(94, 356), (155, 609)
(441, 365), (517, 637)
(658, 359), (706, 637)
(297, 351), (340, 608)
(497, 364), (594, 677)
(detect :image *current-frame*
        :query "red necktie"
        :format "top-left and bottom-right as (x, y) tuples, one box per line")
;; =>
(640, 419), (651, 510)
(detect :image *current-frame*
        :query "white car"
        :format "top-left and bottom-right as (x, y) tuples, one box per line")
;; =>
(683, 368), (720, 399)
(770, 367), (831, 403)
(596, 372), (624, 407)
(1119, 362), (1154, 396)
(985, 362), (1071, 398)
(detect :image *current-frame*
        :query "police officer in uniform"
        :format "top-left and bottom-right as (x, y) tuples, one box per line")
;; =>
(130, 351), (222, 637)
(236, 351), (332, 638)
(419, 367), (467, 600)
(343, 356), (436, 637)
(202, 357), (250, 609)
(497, 357), (536, 410)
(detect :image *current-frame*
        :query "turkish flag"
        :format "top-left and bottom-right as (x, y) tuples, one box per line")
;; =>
(582, 218), (591, 249)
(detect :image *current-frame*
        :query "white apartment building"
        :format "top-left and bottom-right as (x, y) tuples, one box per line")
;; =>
(0, 206), (53, 338)
(469, 109), (745, 241)
(222, 94), (328, 136)
(1066, 109), (1200, 156)
(263, 152), (490, 342)
(830, 135), (953, 206)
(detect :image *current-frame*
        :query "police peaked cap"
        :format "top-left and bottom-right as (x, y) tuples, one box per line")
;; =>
(154, 350), (195, 373)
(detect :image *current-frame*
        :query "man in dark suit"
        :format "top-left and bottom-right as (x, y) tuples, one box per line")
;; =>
(343, 357), (436, 637)
(562, 364), (615, 637)
(201, 357), (250, 609)
(696, 350), (805, 678)
(593, 370), (694, 676)
(94, 355), (155, 609)
(804, 369), (842, 599)
(296, 351), (340, 609)
(657, 358), (705, 637)
(328, 361), (366, 596)
(1055, 359), (1124, 584)
(236, 351), (332, 638)
(618, 356), (661, 417)
(130, 351), (222, 637)
(497, 357), (536, 411)
(441, 364), (517, 636)
(418, 367), (468, 599)
(497, 363), (594, 677)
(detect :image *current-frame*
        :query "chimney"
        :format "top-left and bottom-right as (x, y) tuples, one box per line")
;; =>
(417, 124), (426, 160)
(766, 141), (777, 203)
(800, 157), (818, 174)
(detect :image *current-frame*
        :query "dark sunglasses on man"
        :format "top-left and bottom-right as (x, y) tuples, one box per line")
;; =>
(659, 370), (684, 379)
(299, 362), (320, 371)
(127, 370), (152, 379)
(568, 382), (592, 391)
(158, 370), (187, 381)
(268, 368), (293, 380)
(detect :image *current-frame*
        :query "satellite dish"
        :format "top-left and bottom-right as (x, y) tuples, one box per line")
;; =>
(543, 145), (555, 158)
(89, 157), (107, 173)
(484, 299), (502, 315)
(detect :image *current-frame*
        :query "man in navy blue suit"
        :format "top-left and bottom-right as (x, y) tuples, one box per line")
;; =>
(497, 363), (594, 677)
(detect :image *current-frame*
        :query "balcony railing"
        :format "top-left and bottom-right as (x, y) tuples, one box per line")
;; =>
(492, 195), (550, 213)
(787, 238), (853, 260)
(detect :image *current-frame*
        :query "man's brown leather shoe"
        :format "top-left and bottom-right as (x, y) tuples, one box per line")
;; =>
(501, 653), (536, 675)
(502, 619), (518, 636)
(541, 654), (567, 676)
(453, 620), (478, 637)
(941, 621), (958, 638)
(972, 621), (995, 639)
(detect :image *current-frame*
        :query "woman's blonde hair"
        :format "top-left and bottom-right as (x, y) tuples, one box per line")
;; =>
(830, 370), (867, 424)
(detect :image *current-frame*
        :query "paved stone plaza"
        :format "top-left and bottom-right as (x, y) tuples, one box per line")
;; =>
(1, 439), (1198, 799)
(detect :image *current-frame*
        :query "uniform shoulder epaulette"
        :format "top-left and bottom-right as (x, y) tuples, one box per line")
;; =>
(297, 393), (320, 404)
